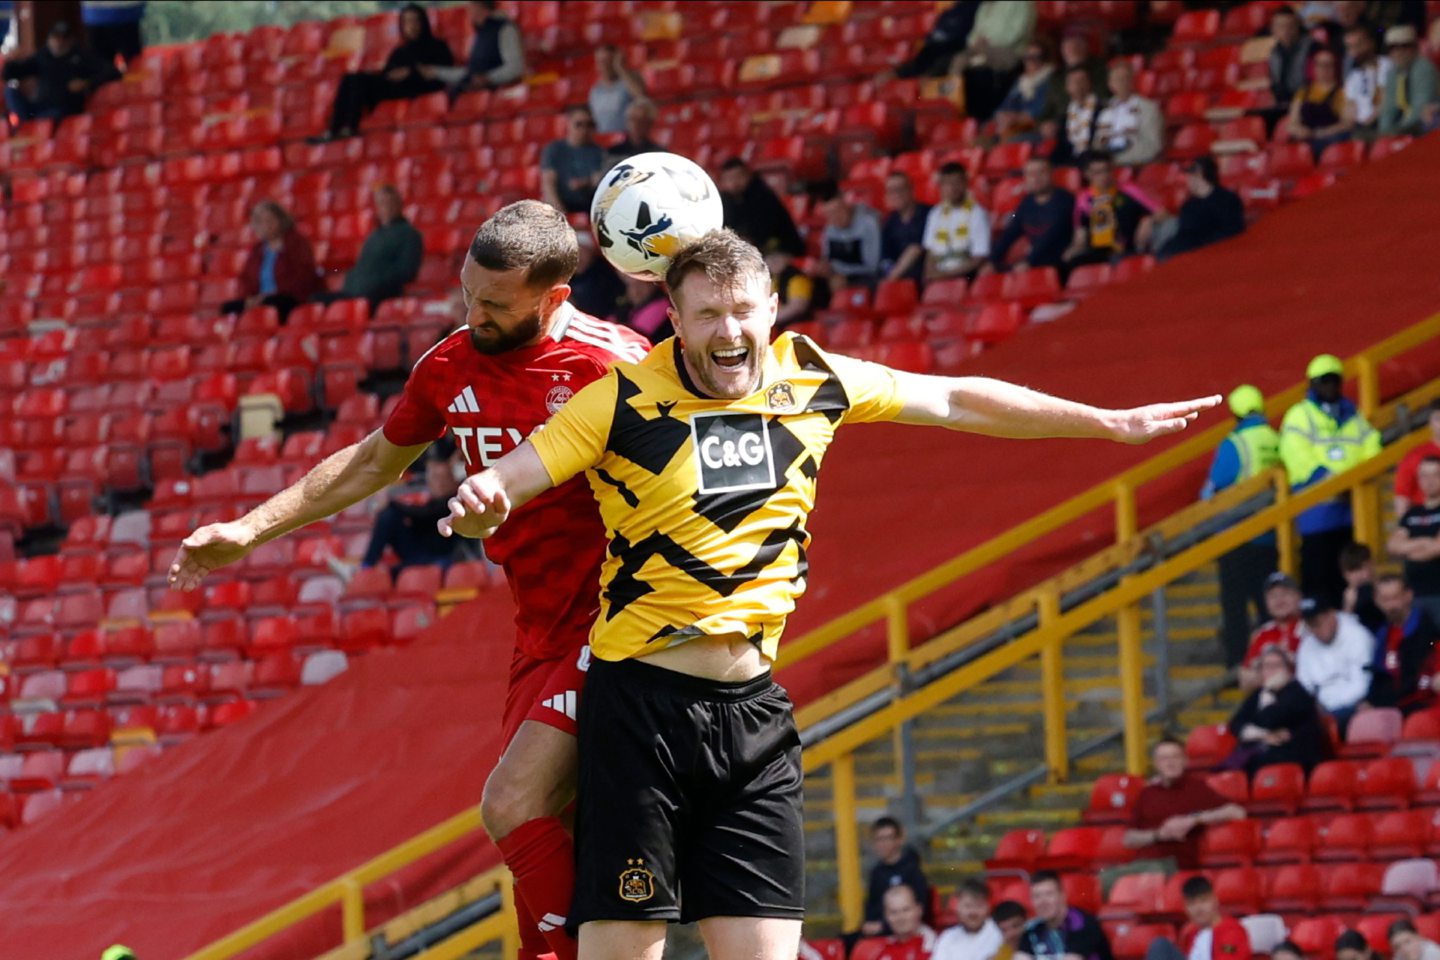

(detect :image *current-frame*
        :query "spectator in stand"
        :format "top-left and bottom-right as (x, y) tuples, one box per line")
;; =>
(609, 275), (671, 344)
(988, 156), (1075, 276)
(1297, 595), (1377, 730)
(445, 0), (524, 97)
(1289, 49), (1354, 160)
(949, 0), (1038, 122)
(1389, 456), (1440, 623)
(82, 1), (145, 68)
(101, 947), (137, 960)
(768, 251), (818, 331)
(1144, 156), (1246, 261)
(1395, 408), (1440, 515)
(1390, 919), (1440, 960)
(588, 44), (647, 134)
(541, 105), (604, 215)
(1340, 542), (1385, 633)
(815, 181), (883, 291)
(1053, 66), (1103, 165)
(923, 162), (992, 282)
(2, 20), (119, 124)
(992, 902), (1028, 960)
(1057, 31), (1109, 95)
(1270, 8), (1317, 121)
(993, 40), (1056, 142)
(315, 4), (453, 142)
(718, 157), (805, 257)
(222, 200), (321, 322)
(603, 99), (662, 167)
(861, 817), (932, 937)
(1201, 385), (1280, 668)
(1343, 25), (1392, 137)
(1122, 737), (1246, 869)
(1142, 876), (1253, 960)
(932, 879), (1002, 960)
(869, 885), (938, 960)
(1227, 644), (1328, 774)
(890, 1), (980, 79)
(880, 173), (931, 287)
(1315, 0), (1370, 61)
(1018, 872), (1113, 960)
(567, 230), (624, 320)
(1372, 574), (1440, 714)
(1380, 24), (1440, 134)
(1335, 930), (1377, 960)
(1092, 61), (1162, 166)
(361, 454), (461, 572)
(1240, 573), (1307, 688)
(1271, 942), (1305, 960)
(1280, 353), (1381, 605)
(1062, 151), (1157, 268)
(316, 185), (422, 309)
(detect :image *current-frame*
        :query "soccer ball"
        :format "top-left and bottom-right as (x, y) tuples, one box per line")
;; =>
(590, 152), (725, 282)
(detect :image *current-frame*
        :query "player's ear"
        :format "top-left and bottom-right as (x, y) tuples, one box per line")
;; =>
(766, 292), (779, 329)
(544, 283), (572, 315)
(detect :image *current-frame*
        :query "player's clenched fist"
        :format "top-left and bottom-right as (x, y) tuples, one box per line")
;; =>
(439, 471), (511, 540)
(168, 521), (258, 592)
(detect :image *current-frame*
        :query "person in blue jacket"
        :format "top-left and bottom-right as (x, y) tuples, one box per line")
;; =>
(1203, 385), (1281, 667)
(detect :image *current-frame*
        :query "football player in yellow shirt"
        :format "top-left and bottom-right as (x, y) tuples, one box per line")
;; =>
(439, 230), (1218, 960)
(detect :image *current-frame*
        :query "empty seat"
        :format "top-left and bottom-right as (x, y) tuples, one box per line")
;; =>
(301, 650), (349, 686)
(1344, 707), (1403, 757)
(1039, 826), (1102, 871)
(62, 747), (115, 789)
(1358, 756), (1416, 810)
(1257, 815), (1316, 864)
(985, 828), (1047, 872)
(1197, 818), (1260, 867)
(1315, 812), (1372, 861)
(1249, 763), (1305, 815)
(1371, 808), (1430, 859)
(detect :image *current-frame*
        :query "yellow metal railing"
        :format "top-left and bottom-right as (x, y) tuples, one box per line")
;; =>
(783, 314), (1440, 737)
(191, 313), (1440, 957)
(181, 808), (516, 960)
(815, 424), (1431, 928)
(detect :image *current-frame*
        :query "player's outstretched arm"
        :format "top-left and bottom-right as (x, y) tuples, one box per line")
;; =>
(892, 372), (1221, 443)
(168, 430), (430, 591)
(438, 442), (557, 540)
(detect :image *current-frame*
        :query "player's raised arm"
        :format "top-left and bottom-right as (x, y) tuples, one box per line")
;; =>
(168, 430), (431, 591)
(891, 371), (1222, 443)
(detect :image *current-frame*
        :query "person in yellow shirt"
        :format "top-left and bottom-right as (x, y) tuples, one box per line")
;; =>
(439, 230), (1218, 960)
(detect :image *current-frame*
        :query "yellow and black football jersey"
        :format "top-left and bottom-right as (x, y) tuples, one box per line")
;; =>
(528, 332), (906, 663)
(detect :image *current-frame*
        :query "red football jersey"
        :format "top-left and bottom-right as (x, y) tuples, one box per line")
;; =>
(383, 303), (650, 660)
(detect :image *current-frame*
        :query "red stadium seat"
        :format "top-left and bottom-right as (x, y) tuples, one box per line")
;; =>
(1344, 707), (1403, 757)
(872, 280), (918, 317)
(1213, 867), (1265, 915)
(1289, 915), (1345, 959)
(1084, 774), (1146, 825)
(967, 303), (1025, 345)
(1372, 809), (1430, 860)
(1002, 268), (1062, 308)
(985, 828), (1047, 871)
(1321, 860), (1386, 911)
(1039, 826), (1102, 871)
(1257, 815), (1317, 864)
(1099, 871), (1166, 921)
(1249, 763), (1305, 815)
(1314, 812), (1372, 861)
(1358, 756), (1416, 810)
(1197, 818), (1260, 867)
(1265, 863), (1321, 913)
(1402, 708), (1440, 744)
(1302, 760), (1360, 812)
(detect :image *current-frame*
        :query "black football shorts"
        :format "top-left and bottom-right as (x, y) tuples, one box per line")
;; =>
(570, 656), (806, 926)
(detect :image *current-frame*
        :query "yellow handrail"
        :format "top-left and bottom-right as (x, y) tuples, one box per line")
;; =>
(191, 312), (1439, 956)
(181, 808), (514, 960)
(781, 313), (1440, 730)
(816, 422), (1430, 930)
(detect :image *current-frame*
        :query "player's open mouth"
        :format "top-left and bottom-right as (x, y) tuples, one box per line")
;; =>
(712, 347), (748, 368)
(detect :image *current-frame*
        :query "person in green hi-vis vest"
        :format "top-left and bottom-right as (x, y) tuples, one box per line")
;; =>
(1280, 354), (1382, 607)
(1203, 384), (1281, 667)
(101, 947), (136, 960)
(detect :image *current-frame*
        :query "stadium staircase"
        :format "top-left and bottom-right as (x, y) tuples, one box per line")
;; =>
(797, 566), (1239, 933)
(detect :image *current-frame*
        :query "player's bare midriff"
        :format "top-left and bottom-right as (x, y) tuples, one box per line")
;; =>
(637, 631), (772, 682)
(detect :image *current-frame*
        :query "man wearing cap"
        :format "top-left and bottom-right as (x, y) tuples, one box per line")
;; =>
(1203, 385), (1281, 667)
(1239, 572), (1305, 689)
(1279, 354), (1381, 607)
(1379, 24), (1439, 135)
(1297, 595), (1377, 732)
(1, 21), (118, 124)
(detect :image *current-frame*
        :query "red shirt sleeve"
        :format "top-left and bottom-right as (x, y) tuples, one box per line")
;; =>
(1127, 787), (1155, 828)
(382, 369), (447, 447)
(1397, 447), (1423, 501)
(1215, 918), (1253, 960)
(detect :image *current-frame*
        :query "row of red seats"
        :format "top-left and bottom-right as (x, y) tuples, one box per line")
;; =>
(0, 743), (162, 796)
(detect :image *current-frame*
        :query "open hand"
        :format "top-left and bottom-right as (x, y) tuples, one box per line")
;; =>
(168, 521), (258, 591)
(438, 473), (511, 539)
(1108, 395), (1222, 444)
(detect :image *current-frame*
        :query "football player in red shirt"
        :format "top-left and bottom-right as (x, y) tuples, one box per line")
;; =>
(170, 200), (649, 960)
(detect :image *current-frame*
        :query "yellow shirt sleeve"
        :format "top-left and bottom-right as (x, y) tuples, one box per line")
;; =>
(527, 371), (618, 486)
(785, 272), (813, 303)
(820, 348), (907, 425)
